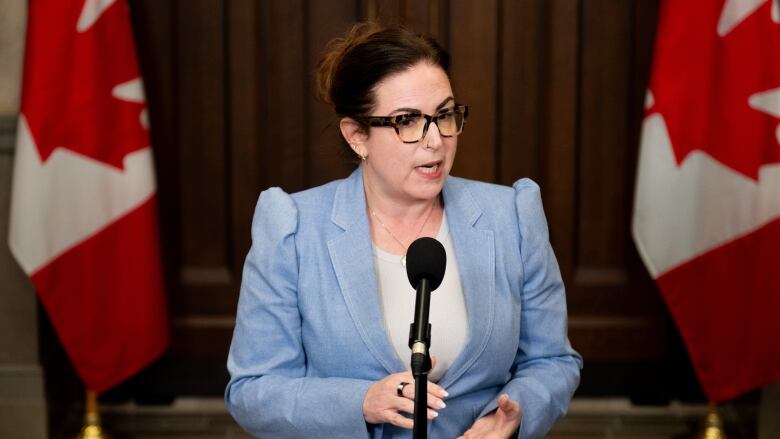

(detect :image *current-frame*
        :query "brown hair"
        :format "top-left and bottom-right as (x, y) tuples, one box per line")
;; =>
(315, 22), (450, 122)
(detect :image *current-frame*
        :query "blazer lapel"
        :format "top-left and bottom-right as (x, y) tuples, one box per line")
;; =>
(327, 168), (405, 375)
(438, 178), (496, 387)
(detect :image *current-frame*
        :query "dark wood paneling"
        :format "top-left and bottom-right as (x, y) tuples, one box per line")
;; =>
(538, 0), (579, 281)
(498, 0), (542, 186)
(307, 0), (359, 186)
(449, 0), (498, 182)
(130, 0), (180, 300)
(568, 0), (665, 359)
(175, 0), (232, 319)
(263, 0), (308, 193)
(579, 0), (632, 268)
(371, 0), (403, 25)
(227, 0), (262, 273)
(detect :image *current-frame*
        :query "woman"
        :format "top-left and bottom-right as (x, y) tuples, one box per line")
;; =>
(226, 22), (582, 439)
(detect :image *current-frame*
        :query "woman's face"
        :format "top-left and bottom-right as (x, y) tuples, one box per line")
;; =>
(360, 62), (458, 204)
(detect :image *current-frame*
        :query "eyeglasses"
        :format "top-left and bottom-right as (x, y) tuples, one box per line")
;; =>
(359, 104), (469, 143)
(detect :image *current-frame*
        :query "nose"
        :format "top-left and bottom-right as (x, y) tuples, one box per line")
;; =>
(423, 120), (443, 150)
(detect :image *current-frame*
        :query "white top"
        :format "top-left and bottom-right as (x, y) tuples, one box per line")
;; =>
(372, 212), (468, 382)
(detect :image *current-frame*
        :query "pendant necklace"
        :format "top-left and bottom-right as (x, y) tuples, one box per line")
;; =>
(370, 201), (436, 267)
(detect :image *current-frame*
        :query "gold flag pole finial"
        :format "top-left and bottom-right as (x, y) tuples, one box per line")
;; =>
(697, 402), (728, 439)
(76, 390), (108, 439)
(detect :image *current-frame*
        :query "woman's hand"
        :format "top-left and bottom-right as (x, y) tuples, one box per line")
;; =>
(458, 394), (522, 439)
(362, 358), (448, 429)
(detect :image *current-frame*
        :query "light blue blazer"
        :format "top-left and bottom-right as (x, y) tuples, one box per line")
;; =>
(226, 166), (582, 439)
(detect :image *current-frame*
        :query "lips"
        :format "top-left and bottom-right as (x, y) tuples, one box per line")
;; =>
(417, 162), (440, 174)
(415, 160), (443, 178)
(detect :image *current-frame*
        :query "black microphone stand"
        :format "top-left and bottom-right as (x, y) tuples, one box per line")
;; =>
(409, 278), (432, 439)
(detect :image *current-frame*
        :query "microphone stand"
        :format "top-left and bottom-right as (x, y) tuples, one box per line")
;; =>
(413, 366), (429, 439)
(409, 278), (432, 439)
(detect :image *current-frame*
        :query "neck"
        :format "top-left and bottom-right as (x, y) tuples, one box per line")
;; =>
(363, 179), (439, 223)
(362, 170), (441, 221)
(363, 174), (442, 255)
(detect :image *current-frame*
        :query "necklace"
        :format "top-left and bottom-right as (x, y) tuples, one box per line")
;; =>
(369, 201), (436, 267)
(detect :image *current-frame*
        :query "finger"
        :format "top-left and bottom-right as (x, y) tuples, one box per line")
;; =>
(430, 355), (437, 371)
(395, 395), (439, 419)
(397, 381), (413, 399)
(497, 393), (521, 416)
(399, 382), (446, 411)
(387, 412), (414, 429)
(427, 394), (446, 410)
(396, 397), (416, 415)
(426, 381), (449, 399)
(401, 380), (447, 401)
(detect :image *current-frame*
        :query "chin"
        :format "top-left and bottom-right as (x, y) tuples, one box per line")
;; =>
(412, 182), (446, 200)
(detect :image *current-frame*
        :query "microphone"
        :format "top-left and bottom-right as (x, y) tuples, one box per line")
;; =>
(405, 237), (446, 376)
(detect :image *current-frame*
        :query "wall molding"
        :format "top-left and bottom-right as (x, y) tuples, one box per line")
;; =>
(0, 116), (17, 154)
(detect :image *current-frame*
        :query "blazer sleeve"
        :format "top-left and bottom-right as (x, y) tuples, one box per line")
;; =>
(479, 179), (583, 439)
(225, 188), (374, 439)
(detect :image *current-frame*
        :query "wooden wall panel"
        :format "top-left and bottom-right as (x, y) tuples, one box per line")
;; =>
(227, 0), (261, 272)
(263, 1), (308, 193)
(129, 0), (179, 290)
(579, 0), (632, 267)
(498, 0), (542, 185)
(538, 0), (579, 281)
(307, 0), (359, 187)
(568, 0), (666, 363)
(175, 0), (232, 320)
(449, 0), (498, 182)
(87, 0), (684, 399)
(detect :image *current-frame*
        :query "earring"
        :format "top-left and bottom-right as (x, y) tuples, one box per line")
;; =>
(351, 144), (367, 161)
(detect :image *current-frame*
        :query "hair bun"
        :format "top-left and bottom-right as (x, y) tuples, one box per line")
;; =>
(315, 22), (384, 106)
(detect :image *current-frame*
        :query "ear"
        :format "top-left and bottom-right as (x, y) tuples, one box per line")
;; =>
(339, 118), (369, 158)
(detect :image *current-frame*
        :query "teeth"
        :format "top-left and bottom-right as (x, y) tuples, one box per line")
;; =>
(419, 164), (439, 174)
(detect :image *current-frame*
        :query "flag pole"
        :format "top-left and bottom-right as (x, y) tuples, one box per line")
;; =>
(696, 402), (727, 439)
(76, 390), (108, 439)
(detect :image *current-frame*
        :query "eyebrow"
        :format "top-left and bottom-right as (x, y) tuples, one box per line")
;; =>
(388, 96), (455, 115)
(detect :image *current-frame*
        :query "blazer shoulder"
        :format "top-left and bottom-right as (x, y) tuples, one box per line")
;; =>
(449, 175), (515, 196)
(280, 178), (345, 226)
(447, 175), (516, 211)
(250, 187), (299, 243)
(290, 178), (342, 208)
(511, 178), (551, 240)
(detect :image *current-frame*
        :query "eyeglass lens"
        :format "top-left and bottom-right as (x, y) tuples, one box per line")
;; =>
(398, 109), (465, 142)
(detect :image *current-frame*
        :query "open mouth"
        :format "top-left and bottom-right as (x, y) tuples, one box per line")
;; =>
(417, 161), (441, 174)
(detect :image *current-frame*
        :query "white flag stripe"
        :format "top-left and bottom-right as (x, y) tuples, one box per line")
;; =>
(632, 114), (780, 277)
(8, 115), (156, 274)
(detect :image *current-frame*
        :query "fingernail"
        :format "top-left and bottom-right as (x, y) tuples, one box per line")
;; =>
(429, 411), (439, 418)
(443, 390), (449, 397)
(438, 401), (446, 409)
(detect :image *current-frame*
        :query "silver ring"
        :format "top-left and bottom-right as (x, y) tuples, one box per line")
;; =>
(396, 381), (410, 397)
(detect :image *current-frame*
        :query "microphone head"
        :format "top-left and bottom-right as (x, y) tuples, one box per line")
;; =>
(405, 237), (447, 291)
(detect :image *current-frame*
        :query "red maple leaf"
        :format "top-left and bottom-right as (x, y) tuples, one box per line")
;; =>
(647, 0), (780, 180)
(21, 0), (148, 170)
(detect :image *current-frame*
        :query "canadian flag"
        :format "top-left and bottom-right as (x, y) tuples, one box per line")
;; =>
(8, 0), (169, 393)
(633, 0), (780, 401)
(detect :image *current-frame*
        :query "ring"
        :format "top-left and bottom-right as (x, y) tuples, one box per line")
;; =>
(396, 381), (410, 397)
